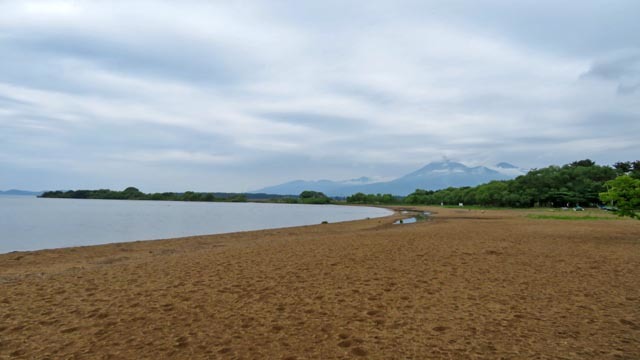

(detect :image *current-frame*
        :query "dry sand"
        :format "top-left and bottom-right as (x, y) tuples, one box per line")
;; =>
(1, 207), (639, 359)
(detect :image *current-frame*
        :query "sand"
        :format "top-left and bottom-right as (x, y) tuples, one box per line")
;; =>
(1, 207), (639, 359)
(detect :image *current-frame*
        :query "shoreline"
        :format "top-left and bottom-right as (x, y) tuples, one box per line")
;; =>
(0, 207), (405, 279)
(2, 207), (639, 358)
(1, 206), (401, 255)
(0, 200), (395, 254)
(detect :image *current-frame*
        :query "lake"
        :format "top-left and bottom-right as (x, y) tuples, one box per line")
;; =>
(0, 196), (392, 253)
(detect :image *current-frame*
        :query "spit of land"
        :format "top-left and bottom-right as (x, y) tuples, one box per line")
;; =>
(1, 207), (639, 359)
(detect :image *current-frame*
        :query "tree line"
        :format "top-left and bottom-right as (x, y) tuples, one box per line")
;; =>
(348, 160), (640, 218)
(345, 192), (401, 204)
(402, 160), (639, 208)
(38, 159), (639, 218)
(40, 187), (249, 202)
(39, 188), (334, 205)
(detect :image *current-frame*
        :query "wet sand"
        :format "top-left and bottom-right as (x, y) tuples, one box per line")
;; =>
(1, 207), (639, 359)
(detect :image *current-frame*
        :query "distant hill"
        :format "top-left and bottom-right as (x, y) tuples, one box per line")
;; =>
(0, 189), (43, 196)
(253, 177), (381, 197)
(491, 162), (528, 177)
(495, 162), (517, 169)
(252, 161), (524, 196)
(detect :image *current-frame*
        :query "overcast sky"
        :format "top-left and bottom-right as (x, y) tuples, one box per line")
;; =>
(1, 1), (639, 192)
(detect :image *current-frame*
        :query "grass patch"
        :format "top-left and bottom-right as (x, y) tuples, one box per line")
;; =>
(441, 205), (524, 210)
(527, 214), (618, 221)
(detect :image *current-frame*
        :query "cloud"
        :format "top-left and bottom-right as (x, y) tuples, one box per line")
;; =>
(581, 49), (640, 94)
(1, 1), (639, 191)
(109, 150), (238, 165)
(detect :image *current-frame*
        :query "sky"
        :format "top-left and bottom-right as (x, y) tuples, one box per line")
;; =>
(1, 0), (639, 192)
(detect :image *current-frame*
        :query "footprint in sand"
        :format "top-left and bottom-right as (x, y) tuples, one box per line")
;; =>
(433, 325), (449, 332)
(351, 347), (368, 356)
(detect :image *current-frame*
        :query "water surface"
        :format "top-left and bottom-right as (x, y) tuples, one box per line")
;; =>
(0, 196), (392, 253)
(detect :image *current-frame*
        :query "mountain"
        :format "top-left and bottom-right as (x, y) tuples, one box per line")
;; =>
(491, 162), (527, 177)
(496, 162), (518, 169)
(253, 161), (520, 197)
(348, 161), (513, 195)
(0, 189), (43, 196)
(254, 177), (380, 196)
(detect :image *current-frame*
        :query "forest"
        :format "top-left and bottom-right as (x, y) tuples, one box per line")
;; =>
(349, 160), (640, 212)
(40, 187), (250, 202)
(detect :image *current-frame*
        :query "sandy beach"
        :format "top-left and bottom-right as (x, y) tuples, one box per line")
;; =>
(1, 207), (639, 359)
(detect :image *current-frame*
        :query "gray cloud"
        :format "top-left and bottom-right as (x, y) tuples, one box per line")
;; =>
(260, 112), (367, 133)
(0, 1), (638, 192)
(582, 50), (640, 94)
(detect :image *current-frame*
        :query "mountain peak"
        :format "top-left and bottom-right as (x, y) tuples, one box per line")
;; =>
(344, 176), (375, 184)
(254, 160), (518, 196)
(415, 160), (466, 171)
(407, 161), (480, 177)
(496, 162), (518, 169)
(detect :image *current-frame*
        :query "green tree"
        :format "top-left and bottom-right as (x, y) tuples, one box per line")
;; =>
(202, 193), (216, 202)
(299, 191), (331, 204)
(633, 161), (640, 179)
(475, 181), (508, 206)
(123, 186), (144, 200)
(380, 194), (395, 204)
(346, 192), (367, 203)
(183, 191), (196, 201)
(614, 161), (632, 174)
(615, 160), (640, 179)
(229, 194), (247, 202)
(570, 159), (596, 167)
(600, 175), (640, 219)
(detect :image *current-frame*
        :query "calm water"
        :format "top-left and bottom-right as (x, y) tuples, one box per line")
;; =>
(0, 196), (392, 253)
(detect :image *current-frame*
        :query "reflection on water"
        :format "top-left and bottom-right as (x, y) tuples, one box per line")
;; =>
(394, 211), (432, 225)
(394, 217), (417, 224)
